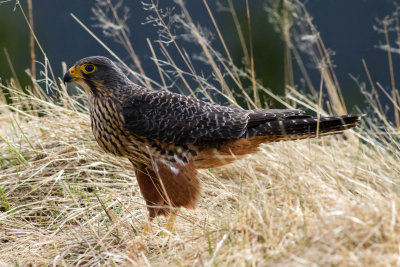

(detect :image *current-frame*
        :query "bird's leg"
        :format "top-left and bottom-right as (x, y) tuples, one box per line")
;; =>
(142, 222), (151, 235)
(142, 220), (152, 235)
(159, 212), (178, 238)
(142, 211), (177, 236)
(166, 212), (177, 233)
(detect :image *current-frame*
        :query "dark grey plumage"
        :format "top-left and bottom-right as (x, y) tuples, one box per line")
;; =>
(121, 88), (360, 145)
(122, 89), (251, 144)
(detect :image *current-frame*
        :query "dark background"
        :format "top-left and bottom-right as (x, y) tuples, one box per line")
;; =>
(0, 0), (398, 115)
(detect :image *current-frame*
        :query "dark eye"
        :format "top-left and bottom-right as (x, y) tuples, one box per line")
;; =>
(84, 64), (95, 73)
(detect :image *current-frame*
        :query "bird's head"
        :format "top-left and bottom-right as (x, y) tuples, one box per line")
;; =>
(63, 56), (130, 95)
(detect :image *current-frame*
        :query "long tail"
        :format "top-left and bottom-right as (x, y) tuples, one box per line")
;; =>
(195, 114), (363, 169)
(248, 114), (363, 141)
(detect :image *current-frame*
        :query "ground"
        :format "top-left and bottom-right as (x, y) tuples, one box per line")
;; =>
(0, 89), (399, 266)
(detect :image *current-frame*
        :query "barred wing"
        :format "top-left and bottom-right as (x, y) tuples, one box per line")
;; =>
(122, 90), (250, 144)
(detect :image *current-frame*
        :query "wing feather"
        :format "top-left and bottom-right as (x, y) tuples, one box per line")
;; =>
(121, 88), (309, 144)
(122, 90), (250, 144)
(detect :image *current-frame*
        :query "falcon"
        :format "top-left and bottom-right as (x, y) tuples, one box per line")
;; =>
(63, 56), (362, 232)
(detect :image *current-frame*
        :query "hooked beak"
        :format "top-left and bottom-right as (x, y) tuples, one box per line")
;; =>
(63, 66), (83, 84)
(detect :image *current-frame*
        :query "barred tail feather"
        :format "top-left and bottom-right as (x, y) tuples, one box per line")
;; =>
(249, 114), (362, 141)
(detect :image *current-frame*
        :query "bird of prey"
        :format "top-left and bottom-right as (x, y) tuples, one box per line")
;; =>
(63, 56), (361, 231)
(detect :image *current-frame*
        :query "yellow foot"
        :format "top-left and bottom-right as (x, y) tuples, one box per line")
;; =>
(166, 213), (177, 233)
(142, 221), (152, 235)
(160, 213), (177, 238)
(141, 212), (179, 237)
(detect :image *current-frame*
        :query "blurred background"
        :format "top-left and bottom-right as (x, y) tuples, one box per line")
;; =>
(0, 0), (398, 115)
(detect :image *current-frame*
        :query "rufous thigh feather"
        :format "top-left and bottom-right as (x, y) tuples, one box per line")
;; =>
(135, 160), (200, 218)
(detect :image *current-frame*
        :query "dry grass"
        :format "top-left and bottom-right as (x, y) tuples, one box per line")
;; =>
(1, 0), (400, 266)
(0, 85), (399, 266)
